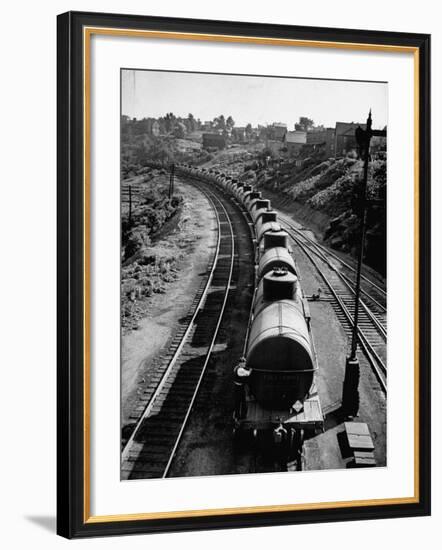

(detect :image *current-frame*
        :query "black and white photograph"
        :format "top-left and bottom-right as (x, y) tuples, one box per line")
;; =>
(0, 0), (435, 544)
(120, 69), (388, 480)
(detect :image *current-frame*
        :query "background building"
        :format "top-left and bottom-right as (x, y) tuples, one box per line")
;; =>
(306, 127), (335, 157)
(202, 133), (226, 149)
(334, 122), (365, 157)
(268, 122), (287, 140)
(284, 130), (307, 157)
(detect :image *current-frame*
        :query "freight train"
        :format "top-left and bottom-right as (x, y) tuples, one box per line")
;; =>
(174, 164), (324, 469)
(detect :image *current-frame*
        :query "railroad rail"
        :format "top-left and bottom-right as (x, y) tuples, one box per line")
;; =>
(281, 223), (387, 393)
(279, 214), (386, 311)
(121, 196), (221, 449)
(285, 221), (387, 337)
(121, 184), (237, 479)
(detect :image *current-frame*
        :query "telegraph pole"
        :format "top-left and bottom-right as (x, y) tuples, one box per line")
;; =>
(169, 163), (175, 199)
(341, 110), (373, 418)
(128, 184), (132, 225)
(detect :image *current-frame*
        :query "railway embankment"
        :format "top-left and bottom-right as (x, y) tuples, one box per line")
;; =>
(121, 169), (182, 332)
(205, 150), (387, 277)
(248, 157), (387, 276)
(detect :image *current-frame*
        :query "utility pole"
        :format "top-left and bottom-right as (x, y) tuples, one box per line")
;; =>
(341, 110), (373, 418)
(128, 184), (132, 225)
(169, 163), (175, 199)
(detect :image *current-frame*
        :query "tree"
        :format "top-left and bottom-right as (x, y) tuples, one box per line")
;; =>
(134, 142), (149, 165)
(174, 122), (186, 138)
(214, 115), (226, 131)
(187, 113), (197, 132)
(147, 138), (174, 164)
(295, 116), (314, 131)
(226, 116), (235, 130)
(164, 112), (176, 132)
(121, 115), (131, 136)
(245, 123), (253, 138)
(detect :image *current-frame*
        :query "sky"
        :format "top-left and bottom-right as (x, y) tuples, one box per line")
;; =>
(121, 69), (387, 130)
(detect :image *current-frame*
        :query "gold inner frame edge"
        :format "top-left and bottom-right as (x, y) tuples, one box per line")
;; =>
(82, 26), (421, 524)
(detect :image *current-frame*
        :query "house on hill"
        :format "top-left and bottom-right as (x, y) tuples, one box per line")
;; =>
(258, 125), (268, 140)
(268, 122), (287, 141)
(202, 133), (226, 150)
(284, 130), (307, 157)
(306, 127), (335, 157)
(334, 122), (365, 157)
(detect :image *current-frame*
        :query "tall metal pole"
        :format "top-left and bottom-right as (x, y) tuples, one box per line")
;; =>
(342, 110), (373, 417)
(169, 163), (175, 199)
(349, 111), (372, 360)
(129, 184), (132, 225)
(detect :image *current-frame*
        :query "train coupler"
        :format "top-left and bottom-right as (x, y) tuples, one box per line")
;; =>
(273, 423), (288, 445)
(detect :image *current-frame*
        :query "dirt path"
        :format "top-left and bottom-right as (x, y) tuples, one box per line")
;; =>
(121, 180), (217, 428)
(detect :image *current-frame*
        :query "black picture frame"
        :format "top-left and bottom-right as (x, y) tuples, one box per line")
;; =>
(57, 10), (431, 539)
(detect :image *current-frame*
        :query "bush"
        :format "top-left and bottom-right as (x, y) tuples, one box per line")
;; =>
(124, 230), (148, 260)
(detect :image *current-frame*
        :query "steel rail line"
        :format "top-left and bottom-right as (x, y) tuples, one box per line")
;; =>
(340, 271), (386, 314)
(121, 180), (237, 479)
(162, 184), (236, 477)
(292, 227), (386, 340)
(223, 194), (257, 357)
(290, 233), (387, 393)
(121, 183), (223, 464)
(280, 220), (387, 341)
(279, 215), (387, 302)
(303, 236), (387, 316)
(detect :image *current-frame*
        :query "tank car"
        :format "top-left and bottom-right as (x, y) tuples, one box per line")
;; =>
(253, 268), (304, 317)
(236, 183), (253, 202)
(235, 264), (322, 469)
(249, 198), (270, 217)
(256, 220), (282, 242)
(251, 207), (277, 225)
(261, 226), (289, 252)
(173, 164), (323, 467)
(258, 246), (297, 278)
(246, 300), (314, 408)
(228, 178), (240, 193)
(244, 190), (261, 209)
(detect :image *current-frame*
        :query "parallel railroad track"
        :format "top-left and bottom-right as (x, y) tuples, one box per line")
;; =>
(121, 183), (239, 479)
(122, 276), (215, 446)
(281, 221), (387, 393)
(279, 215), (386, 308)
(292, 225), (386, 337)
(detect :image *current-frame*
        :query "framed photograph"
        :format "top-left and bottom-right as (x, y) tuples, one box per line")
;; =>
(57, 11), (431, 538)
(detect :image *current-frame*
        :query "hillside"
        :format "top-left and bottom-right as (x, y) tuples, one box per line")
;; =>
(205, 149), (387, 276)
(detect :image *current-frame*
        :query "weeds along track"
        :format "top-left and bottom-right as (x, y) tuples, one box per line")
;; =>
(121, 179), (252, 479)
(281, 220), (387, 393)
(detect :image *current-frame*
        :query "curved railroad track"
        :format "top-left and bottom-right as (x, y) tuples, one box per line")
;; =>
(121, 182), (242, 479)
(280, 215), (386, 310)
(280, 220), (387, 393)
(284, 221), (387, 334)
(121, 193), (221, 449)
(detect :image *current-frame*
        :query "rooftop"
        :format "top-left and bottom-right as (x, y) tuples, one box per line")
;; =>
(285, 131), (307, 144)
(335, 121), (366, 136)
